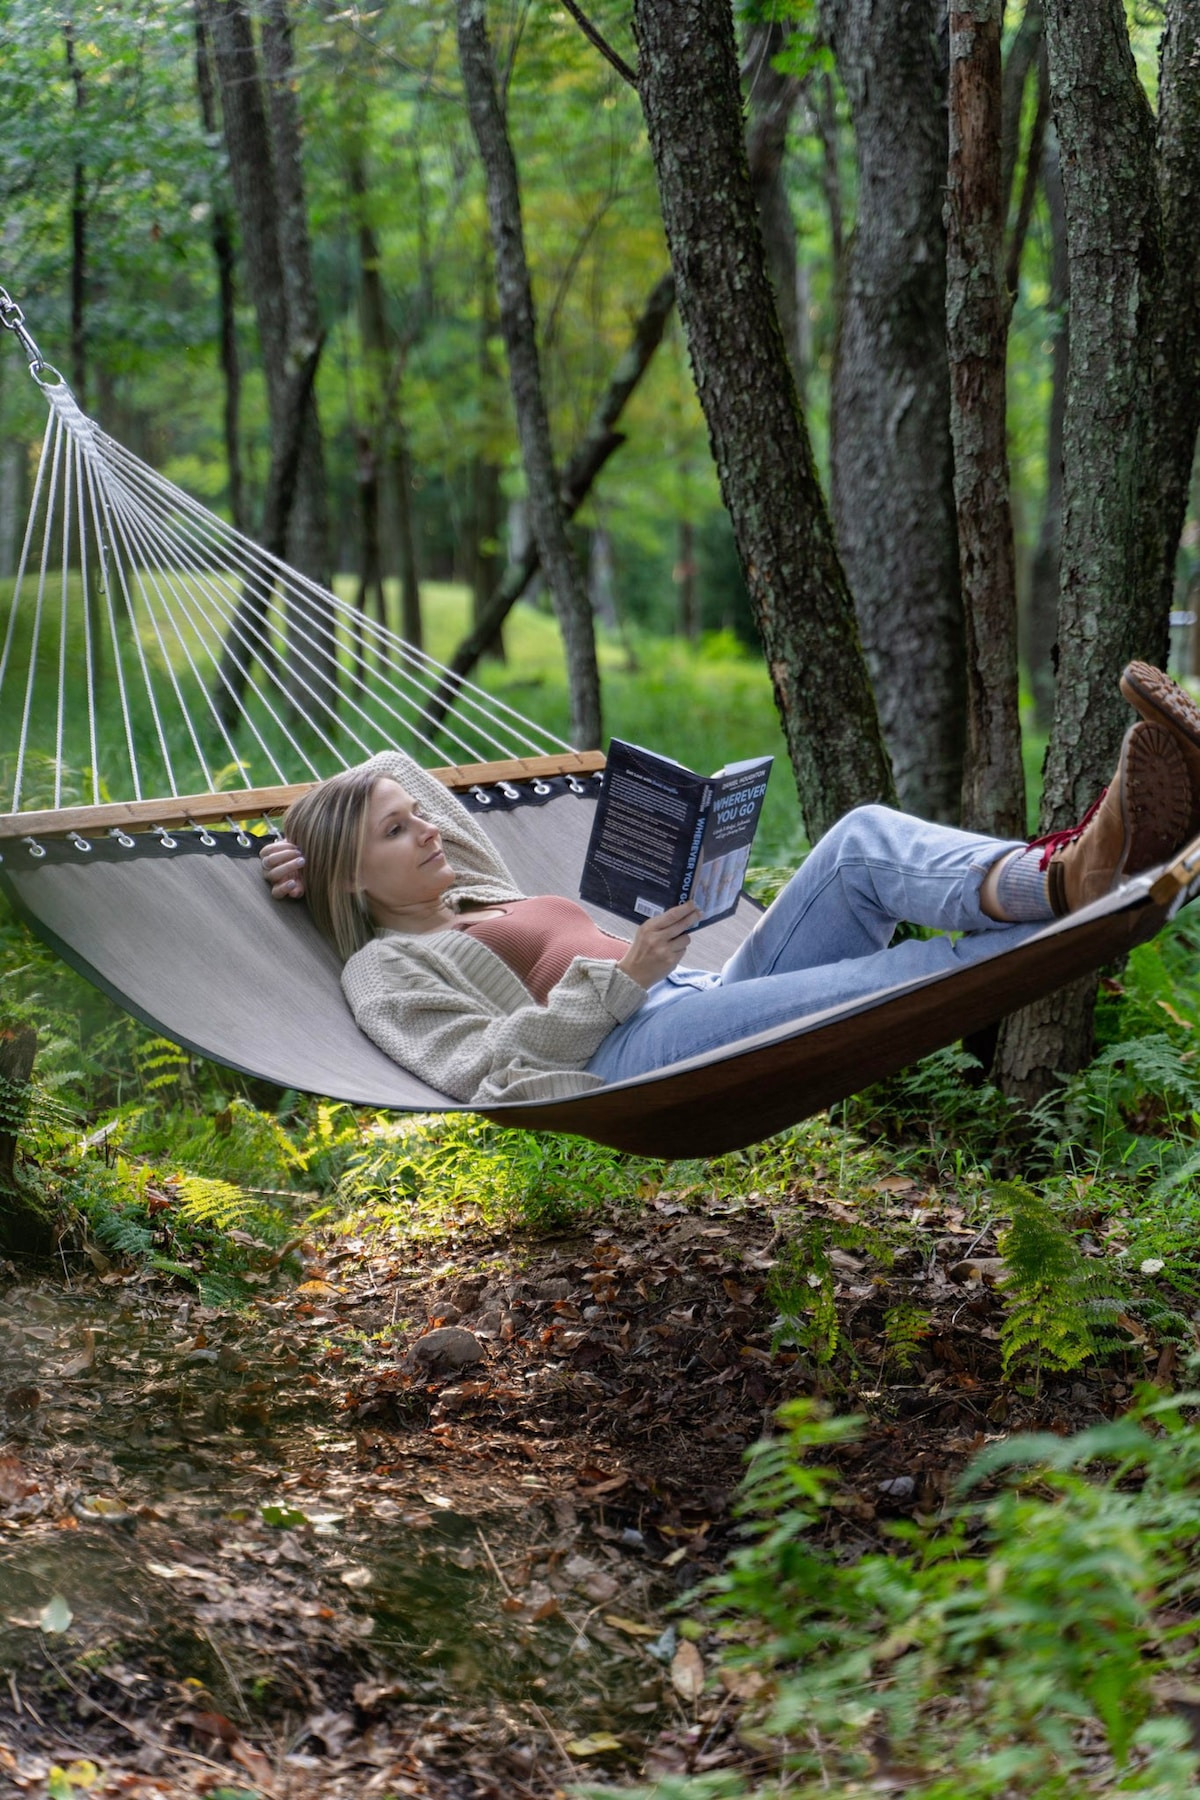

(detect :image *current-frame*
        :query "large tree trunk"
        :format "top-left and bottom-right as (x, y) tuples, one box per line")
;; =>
(202, 0), (336, 724)
(946, 0), (1025, 837)
(821, 0), (965, 824)
(1143, 0), (1200, 627)
(995, 0), (1167, 1097)
(455, 0), (603, 750)
(634, 0), (894, 840)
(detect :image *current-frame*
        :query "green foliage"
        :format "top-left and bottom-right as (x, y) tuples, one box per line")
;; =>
(334, 1111), (643, 1233)
(766, 1218), (890, 1364)
(995, 1182), (1128, 1380)
(606, 1395), (1200, 1800)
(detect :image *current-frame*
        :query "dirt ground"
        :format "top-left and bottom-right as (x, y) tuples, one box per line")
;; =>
(0, 1174), (1167, 1799)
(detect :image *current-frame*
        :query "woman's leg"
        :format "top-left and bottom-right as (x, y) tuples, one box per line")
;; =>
(720, 804), (1025, 985)
(585, 916), (1042, 1085)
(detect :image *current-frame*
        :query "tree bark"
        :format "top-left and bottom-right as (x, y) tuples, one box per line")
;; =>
(194, 5), (245, 535)
(455, 0), (603, 750)
(995, 0), (1167, 1096)
(1143, 0), (1200, 628)
(822, 0), (964, 824)
(946, 0), (1025, 837)
(427, 271), (677, 732)
(742, 19), (804, 389)
(634, 0), (894, 839)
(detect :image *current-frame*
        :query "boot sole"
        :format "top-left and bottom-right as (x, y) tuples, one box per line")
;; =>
(1122, 721), (1190, 877)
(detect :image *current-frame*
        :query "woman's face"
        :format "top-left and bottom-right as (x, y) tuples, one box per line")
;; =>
(356, 779), (455, 923)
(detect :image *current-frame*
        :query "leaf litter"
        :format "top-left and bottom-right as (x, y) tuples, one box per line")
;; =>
(0, 1174), (1180, 1796)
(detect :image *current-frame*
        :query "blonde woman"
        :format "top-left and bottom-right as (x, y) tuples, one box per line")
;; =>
(260, 663), (1200, 1107)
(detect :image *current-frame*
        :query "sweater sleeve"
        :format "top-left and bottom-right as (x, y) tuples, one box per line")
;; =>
(343, 934), (647, 1105)
(361, 749), (522, 903)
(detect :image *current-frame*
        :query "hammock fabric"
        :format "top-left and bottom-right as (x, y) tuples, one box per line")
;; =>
(2, 298), (1199, 1157)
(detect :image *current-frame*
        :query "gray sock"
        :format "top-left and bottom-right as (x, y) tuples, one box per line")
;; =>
(992, 847), (1054, 921)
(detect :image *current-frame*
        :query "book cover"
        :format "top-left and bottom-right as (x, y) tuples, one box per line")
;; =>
(579, 740), (772, 927)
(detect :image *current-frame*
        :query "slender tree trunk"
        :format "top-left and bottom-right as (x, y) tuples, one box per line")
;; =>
(1026, 115), (1067, 734)
(471, 254), (505, 660)
(634, 0), (894, 839)
(676, 517), (698, 642)
(194, 6), (245, 534)
(63, 21), (87, 411)
(742, 20), (804, 389)
(946, 0), (1025, 837)
(202, 0), (336, 723)
(822, 0), (964, 824)
(428, 271), (677, 730)
(1000, 0), (1043, 217)
(348, 147), (423, 653)
(455, 0), (602, 749)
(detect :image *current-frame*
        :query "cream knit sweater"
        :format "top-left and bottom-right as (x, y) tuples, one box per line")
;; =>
(339, 752), (647, 1105)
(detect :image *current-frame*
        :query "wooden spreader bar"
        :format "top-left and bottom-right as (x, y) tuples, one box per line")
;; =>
(0, 751), (606, 842)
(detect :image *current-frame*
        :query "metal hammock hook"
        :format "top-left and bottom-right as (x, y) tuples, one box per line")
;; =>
(0, 286), (47, 376)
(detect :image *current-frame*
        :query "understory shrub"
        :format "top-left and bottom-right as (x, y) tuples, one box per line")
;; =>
(607, 1392), (1200, 1800)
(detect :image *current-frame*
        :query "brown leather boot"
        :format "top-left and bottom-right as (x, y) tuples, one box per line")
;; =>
(1036, 722), (1189, 917)
(1120, 661), (1200, 837)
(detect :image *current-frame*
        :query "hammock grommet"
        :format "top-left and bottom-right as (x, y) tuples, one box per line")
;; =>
(188, 821), (217, 848)
(470, 786), (493, 806)
(566, 776), (586, 794)
(152, 826), (178, 851)
(224, 817), (253, 849)
(498, 782), (521, 801)
(67, 832), (93, 854)
(532, 779), (552, 796)
(108, 829), (136, 849)
(21, 838), (46, 860)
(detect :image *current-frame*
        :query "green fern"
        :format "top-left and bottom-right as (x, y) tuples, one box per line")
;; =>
(882, 1300), (932, 1372)
(174, 1174), (255, 1231)
(997, 1182), (1129, 1380)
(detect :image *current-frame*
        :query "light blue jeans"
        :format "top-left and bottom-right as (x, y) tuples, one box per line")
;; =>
(585, 804), (1036, 1084)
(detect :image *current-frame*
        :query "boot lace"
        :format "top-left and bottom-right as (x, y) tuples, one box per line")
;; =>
(1027, 789), (1107, 871)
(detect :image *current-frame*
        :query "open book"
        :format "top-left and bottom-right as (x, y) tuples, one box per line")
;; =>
(579, 739), (773, 927)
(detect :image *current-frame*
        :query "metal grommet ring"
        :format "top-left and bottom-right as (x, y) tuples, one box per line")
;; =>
(67, 832), (93, 853)
(22, 837), (47, 860)
(153, 826), (178, 850)
(532, 779), (551, 796)
(566, 776), (585, 795)
(188, 818), (217, 847)
(470, 785), (492, 806)
(109, 828), (135, 849)
(224, 815), (253, 848)
(499, 782), (521, 801)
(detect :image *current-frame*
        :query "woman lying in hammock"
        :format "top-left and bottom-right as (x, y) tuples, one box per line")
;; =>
(260, 662), (1200, 1108)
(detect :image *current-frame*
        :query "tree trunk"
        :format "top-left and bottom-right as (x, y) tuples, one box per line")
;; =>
(455, 0), (603, 750)
(822, 0), (964, 824)
(0, 1026), (55, 1258)
(202, 0), (336, 722)
(1026, 114), (1067, 735)
(946, 0), (1025, 837)
(742, 20), (804, 389)
(194, 5), (245, 535)
(348, 145), (424, 654)
(429, 271), (676, 731)
(64, 21), (87, 411)
(634, 0), (894, 839)
(1143, 0), (1200, 627)
(995, 0), (1166, 1096)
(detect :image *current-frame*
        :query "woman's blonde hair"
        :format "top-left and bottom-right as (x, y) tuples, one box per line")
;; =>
(284, 767), (382, 962)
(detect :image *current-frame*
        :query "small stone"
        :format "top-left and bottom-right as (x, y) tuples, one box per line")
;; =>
(401, 1326), (485, 1376)
(535, 1278), (572, 1303)
(876, 1475), (915, 1501)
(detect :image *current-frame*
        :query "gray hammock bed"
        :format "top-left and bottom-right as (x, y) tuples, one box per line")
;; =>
(2, 294), (1199, 1158)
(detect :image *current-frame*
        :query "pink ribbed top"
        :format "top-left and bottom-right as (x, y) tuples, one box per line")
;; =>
(452, 895), (628, 1005)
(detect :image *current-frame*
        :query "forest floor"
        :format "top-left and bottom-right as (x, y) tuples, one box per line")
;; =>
(0, 1170), (1166, 1800)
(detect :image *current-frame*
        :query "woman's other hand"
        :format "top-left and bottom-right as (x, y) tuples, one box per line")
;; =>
(260, 838), (306, 900)
(616, 902), (701, 988)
